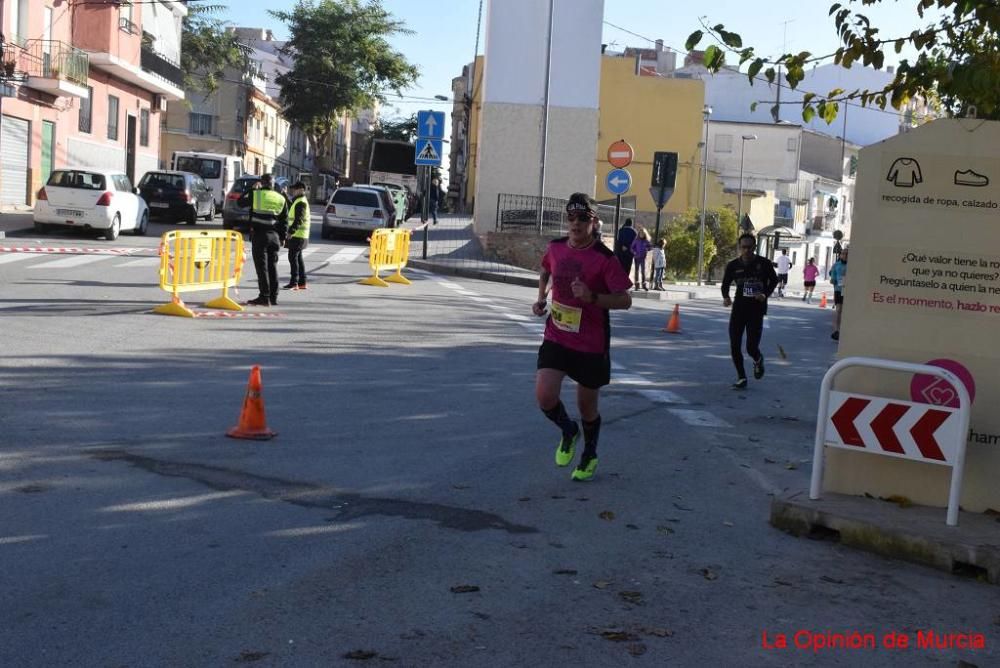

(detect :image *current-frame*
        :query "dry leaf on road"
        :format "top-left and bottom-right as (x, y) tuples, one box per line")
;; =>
(599, 510), (615, 521)
(450, 585), (480, 594)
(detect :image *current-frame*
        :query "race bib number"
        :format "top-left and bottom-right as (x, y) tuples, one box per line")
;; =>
(550, 300), (583, 333)
(742, 280), (763, 298)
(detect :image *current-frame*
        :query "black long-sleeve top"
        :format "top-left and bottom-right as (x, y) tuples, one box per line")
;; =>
(721, 255), (779, 310)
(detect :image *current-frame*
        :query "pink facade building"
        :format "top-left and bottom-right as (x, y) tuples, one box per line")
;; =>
(0, 0), (185, 207)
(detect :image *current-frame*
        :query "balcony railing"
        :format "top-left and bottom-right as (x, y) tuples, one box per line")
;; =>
(5, 40), (90, 88)
(140, 44), (183, 88)
(119, 17), (139, 35)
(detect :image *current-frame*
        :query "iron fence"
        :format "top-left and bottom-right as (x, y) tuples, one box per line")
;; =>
(495, 192), (636, 236)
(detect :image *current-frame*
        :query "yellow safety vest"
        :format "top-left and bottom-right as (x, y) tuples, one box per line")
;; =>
(290, 196), (310, 239)
(251, 188), (286, 223)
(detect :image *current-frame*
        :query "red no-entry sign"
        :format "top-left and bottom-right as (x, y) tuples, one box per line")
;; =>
(607, 140), (634, 168)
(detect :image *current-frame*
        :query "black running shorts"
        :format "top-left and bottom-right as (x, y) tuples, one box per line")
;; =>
(537, 339), (611, 389)
(834, 291), (844, 305)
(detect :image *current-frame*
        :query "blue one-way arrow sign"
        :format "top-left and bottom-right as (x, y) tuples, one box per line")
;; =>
(417, 110), (445, 140)
(606, 168), (632, 195)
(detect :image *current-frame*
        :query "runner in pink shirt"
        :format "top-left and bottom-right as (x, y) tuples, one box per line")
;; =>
(802, 257), (820, 303)
(532, 193), (633, 481)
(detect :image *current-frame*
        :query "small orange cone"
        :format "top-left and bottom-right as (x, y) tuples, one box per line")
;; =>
(226, 365), (277, 440)
(819, 293), (828, 309)
(663, 304), (682, 334)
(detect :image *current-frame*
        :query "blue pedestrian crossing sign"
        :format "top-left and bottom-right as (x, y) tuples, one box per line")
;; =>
(606, 168), (632, 195)
(414, 138), (444, 166)
(417, 110), (445, 140)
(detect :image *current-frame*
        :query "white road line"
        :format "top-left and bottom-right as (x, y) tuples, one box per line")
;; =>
(0, 253), (36, 265)
(301, 247), (320, 257)
(28, 254), (113, 269)
(454, 289), (478, 296)
(468, 296), (491, 303)
(636, 389), (688, 405)
(502, 312), (530, 322)
(115, 257), (161, 267)
(668, 409), (731, 429)
(610, 361), (626, 371)
(437, 280), (461, 289)
(716, 445), (783, 496)
(328, 247), (365, 264)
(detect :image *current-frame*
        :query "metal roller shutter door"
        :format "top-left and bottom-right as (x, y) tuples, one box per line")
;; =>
(1, 115), (30, 206)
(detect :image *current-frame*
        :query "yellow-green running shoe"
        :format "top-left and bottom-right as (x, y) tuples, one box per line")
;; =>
(555, 424), (579, 467)
(571, 455), (598, 481)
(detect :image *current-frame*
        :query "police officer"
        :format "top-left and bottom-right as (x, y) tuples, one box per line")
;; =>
(283, 181), (310, 290)
(239, 173), (288, 306)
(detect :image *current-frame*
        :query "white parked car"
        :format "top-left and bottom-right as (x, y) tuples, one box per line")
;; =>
(321, 186), (394, 239)
(33, 169), (149, 240)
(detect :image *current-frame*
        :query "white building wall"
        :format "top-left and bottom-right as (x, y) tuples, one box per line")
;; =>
(682, 64), (901, 146)
(475, 0), (604, 232)
(707, 121), (801, 193)
(145, 1), (185, 64)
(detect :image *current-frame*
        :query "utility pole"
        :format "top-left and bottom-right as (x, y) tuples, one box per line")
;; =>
(696, 105), (712, 285)
(537, 0), (554, 233)
(773, 20), (794, 123)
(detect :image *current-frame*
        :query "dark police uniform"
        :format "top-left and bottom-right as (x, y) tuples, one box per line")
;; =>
(239, 183), (288, 305)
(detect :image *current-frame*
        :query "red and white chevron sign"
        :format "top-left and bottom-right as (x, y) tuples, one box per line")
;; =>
(825, 391), (962, 465)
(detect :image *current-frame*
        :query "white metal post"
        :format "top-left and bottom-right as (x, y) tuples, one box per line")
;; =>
(810, 356), (972, 526)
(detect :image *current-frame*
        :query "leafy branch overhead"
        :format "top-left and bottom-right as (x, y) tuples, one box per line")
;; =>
(686, 1), (1000, 122)
(180, 3), (251, 94)
(269, 0), (419, 182)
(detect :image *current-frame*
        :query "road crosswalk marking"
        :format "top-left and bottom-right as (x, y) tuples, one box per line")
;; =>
(327, 247), (366, 264)
(0, 253), (36, 265)
(28, 254), (112, 269)
(115, 257), (161, 267)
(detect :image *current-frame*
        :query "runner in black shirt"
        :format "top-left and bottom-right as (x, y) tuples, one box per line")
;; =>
(721, 233), (778, 389)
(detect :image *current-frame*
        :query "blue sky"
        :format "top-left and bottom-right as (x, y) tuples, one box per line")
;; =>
(213, 0), (939, 123)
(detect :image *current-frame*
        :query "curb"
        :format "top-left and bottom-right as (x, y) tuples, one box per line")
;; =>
(407, 260), (706, 298)
(770, 492), (1000, 584)
(408, 259), (538, 288)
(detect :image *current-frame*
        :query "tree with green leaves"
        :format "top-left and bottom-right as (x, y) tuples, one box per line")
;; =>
(687, 2), (1000, 122)
(180, 4), (249, 94)
(370, 114), (419, 142)
(662, 208), (726, 280)
(269, 0), (419, 198)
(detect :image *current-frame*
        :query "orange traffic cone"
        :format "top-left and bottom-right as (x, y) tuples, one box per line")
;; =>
(663, 304), (682, 334)
(226, 365), (277, 440)
(819, 293), (828, 309)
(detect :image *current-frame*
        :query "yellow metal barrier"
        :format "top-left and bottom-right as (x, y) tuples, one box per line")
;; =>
(360, 228), (412, 288)
(154, 229), (245, 317)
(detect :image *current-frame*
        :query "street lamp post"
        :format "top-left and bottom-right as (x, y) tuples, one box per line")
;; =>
(737, 134), (757, 228)
(696, 105), (712, 285)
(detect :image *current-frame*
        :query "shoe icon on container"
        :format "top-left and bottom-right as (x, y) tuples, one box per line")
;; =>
(954, 169), (989, 187)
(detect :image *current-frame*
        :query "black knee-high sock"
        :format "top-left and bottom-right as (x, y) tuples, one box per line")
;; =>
(542, 401), (577, 437)
(582, 415), (601, 458)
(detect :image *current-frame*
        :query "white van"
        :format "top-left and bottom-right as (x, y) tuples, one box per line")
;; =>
(170, 152), (244, 209)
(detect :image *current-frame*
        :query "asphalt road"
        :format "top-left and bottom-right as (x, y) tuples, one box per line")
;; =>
(0, 217), (996, 667)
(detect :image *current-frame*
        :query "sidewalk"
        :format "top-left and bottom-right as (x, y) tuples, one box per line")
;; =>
(0, 208), (34, 239)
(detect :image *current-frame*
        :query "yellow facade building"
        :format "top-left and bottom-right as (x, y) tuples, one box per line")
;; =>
(465, 54), (736, 220)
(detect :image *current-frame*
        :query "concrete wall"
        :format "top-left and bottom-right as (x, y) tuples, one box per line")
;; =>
(474, 0), (604, 233)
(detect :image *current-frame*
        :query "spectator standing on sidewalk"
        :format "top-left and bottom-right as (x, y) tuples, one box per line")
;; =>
(802, 257), (819, 303)
(614, 218), (637, 275)
(774, 248), (793, 298)
(649, 239), (666, 290)
(630, 227), (651, 291)
(429, 178), (444, 225)
(829, 247), (849, 340)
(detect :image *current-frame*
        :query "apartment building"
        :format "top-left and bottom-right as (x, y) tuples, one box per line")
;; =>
(0, 0), (185, 207)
